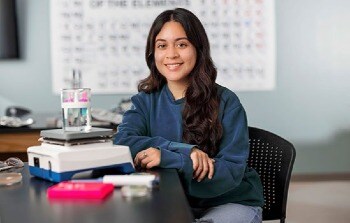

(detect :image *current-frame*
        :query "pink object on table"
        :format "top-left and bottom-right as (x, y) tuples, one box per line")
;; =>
(47, 181), (114, 199)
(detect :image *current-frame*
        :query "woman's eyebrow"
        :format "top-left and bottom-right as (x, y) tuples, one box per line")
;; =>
(155, 37), (189, 42)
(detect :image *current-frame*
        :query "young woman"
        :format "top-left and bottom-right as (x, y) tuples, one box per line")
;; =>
(114, 8), (264, 223)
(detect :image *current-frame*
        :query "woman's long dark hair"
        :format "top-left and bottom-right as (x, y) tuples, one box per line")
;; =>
(139, 8), (222, 157)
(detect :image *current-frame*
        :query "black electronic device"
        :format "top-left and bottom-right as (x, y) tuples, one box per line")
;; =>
(5, 106), (31, 117)
(0, 0), (19, 59)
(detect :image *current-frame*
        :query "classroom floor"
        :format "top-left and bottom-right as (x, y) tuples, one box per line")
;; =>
(268, 180), (350, 223)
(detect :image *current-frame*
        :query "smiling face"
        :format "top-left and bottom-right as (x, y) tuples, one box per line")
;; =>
(154, 21), (197, 90)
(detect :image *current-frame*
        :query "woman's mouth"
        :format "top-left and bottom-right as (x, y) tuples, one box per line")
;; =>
(165, 63), (182, 70)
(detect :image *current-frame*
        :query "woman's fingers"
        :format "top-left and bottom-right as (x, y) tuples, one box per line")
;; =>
(134, 150), (147, 165)
(192, 151), (203, 179)
(140, 157), (151, 168)
(134, 148), (161, 169)
(146, 160), (158, 169)
(208, 159), (215, 179)
(190, 148), (216, 181)
(191, 151), (199, 171)
(194, 159), (203, 179)
(134, 152), (141, 165)
(196, 157), (209, 182)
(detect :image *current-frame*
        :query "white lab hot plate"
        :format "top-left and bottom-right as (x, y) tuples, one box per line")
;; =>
(27, 128), (134, 182)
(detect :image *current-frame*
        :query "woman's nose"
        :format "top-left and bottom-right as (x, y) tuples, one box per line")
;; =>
(165, 46), (179, 59)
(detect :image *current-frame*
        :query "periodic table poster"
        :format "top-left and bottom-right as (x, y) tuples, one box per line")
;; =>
(51, 0), (275, 94)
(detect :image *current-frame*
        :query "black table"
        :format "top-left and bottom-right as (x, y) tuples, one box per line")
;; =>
(0, 165), (193, 223)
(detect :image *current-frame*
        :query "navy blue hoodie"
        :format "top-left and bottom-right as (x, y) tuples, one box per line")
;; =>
(114, 84), (264, 208)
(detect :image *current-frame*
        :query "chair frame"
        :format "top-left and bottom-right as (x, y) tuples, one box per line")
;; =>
(248, 127), (296, 223)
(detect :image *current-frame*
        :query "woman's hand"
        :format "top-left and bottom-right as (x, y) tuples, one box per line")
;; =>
(134, 147), (161, 169)
(190, 147), (215, 182)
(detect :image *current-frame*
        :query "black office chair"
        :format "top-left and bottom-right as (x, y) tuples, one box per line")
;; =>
(247, 127), (296, 223)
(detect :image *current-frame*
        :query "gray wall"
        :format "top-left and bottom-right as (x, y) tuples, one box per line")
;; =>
(1, 0), (349, 174)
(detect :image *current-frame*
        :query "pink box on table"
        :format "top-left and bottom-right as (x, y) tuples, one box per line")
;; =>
(47, 181), (114, 199)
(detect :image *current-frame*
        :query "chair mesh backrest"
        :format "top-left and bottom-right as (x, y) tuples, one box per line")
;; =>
(247, 127), (296, 222)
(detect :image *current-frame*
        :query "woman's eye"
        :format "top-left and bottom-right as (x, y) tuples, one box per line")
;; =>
(157, 44), (166, 49)
(177, 43), (187, 48)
